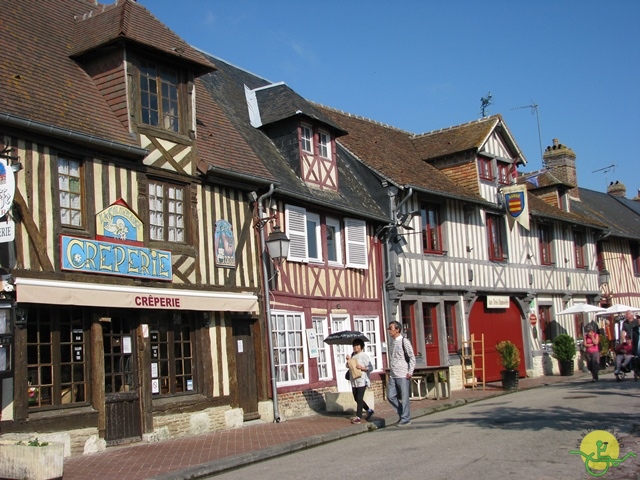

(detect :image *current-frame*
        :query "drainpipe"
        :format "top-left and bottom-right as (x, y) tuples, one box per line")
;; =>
(382, 187), (412, 340)
(255, 184), (280, 422)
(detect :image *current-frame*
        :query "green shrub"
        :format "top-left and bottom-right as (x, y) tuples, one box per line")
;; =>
(552, 334), (577, 361)
(496, 340), (520, 370)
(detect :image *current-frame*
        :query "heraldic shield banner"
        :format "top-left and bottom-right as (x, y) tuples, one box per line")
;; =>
(501, 184), (530, 231)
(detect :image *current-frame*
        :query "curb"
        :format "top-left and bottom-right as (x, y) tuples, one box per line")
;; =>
(149, 374), (591, 480)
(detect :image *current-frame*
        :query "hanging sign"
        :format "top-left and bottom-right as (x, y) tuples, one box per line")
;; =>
(502, 184), (530, 231)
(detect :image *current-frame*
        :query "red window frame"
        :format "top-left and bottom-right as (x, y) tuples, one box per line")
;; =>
(486, 213), (505, 261)
(400, 301), (418, 353)
(421, 202), (443, 254)
(538, 305), (552, 342)
(538, 224), (553, 265)
(444, 302), (458, 354)
(422, 303), (436, 346)
(478, 157), (493, 180)
(573, 231), (585, 269)
(497, 162), (510, 185)
(632, 243), (640, 277)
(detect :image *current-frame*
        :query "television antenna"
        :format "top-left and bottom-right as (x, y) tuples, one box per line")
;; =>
(511, 102), (543, 163)
(592, 164), (616, 186)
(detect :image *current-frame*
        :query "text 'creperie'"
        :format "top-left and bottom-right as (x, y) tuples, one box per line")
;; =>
(61, 235), (172, 280)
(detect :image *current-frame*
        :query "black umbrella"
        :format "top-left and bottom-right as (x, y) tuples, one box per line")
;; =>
(323, 330), (370, 345)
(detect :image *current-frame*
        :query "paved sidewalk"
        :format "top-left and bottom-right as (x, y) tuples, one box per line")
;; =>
(63, 373), (593, 480)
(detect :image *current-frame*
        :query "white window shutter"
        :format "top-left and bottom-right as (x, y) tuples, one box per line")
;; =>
(285, 205), (308, 262)
(345, 218), (368, 269)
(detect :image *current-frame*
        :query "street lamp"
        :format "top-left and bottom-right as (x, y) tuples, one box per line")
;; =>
(265, 226), (290, 264)
(598, 269), (611, 287)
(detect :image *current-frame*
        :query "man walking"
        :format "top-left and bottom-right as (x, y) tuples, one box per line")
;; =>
(387, 321), (416, 426)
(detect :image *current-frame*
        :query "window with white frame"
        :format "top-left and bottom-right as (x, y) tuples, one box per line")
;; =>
(285, 205), (366, 269)
(301, 125), (313, 153)
(306, 212), (322, 262)
(318, 130), (331, 159)
(326, 217), (343, 265)
(353, 316), (381, 371)
(149, 180), (185, 242)
(58, 157), (83, 227)
(345, 218), (368, 269)
(312, 317), (332, 380)
(272, 311), (307, 385)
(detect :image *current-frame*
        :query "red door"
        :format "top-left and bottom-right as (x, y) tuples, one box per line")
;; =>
(422, 303), (440, 365)
(469, 297), (525, 382)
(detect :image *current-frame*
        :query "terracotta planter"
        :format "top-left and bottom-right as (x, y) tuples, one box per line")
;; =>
(500, 369), (519, 391)
(0, 440), (64, 480)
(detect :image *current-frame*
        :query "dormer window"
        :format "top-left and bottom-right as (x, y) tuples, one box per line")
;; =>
(497, 162), (510, 184)
(301, 125), (313, 153)
(318, 130), (331, 159)
(140, 59), (180, 133)
(298, 124), (337, 190)
(478, 157), (493, 180)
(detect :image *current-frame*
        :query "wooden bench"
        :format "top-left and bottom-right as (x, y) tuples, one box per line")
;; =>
(382, 366), (450, 401)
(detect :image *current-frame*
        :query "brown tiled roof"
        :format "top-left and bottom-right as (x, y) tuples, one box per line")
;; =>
(412, 116), (501, 160)
(527, 188), (605, 229)
(0, 0), (138, 147)
(316, 106), (489, 204)
(70, 0), (215, 74)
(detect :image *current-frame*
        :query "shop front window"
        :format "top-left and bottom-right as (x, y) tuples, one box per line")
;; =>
(27, 307), (87, 408)
(150, 313), (196, 396)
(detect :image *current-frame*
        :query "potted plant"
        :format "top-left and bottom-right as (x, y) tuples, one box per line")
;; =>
(552, 333), (577, 376)
(0, 438), (64, 480)
(496, 340), (520, 390)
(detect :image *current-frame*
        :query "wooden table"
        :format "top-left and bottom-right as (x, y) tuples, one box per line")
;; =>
(382, 366), (450, 401)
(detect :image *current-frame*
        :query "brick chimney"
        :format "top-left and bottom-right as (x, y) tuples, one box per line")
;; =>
(542, 138), (578, 198)
(607, 180), (626, 197)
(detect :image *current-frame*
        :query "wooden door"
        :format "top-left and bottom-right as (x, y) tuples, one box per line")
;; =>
(103, 315), (141, 445)
(469, 298), (525, 382)
(422, 303), (440, 365)
(233, 319), (259, 421)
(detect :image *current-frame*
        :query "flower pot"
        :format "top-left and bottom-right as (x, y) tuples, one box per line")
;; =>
(0, 440), (64, 480)
(559, 359), (574, 376)
(501, 369), (519, 391)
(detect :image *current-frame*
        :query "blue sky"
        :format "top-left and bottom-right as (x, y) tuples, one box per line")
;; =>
(139, 0), (640, 197)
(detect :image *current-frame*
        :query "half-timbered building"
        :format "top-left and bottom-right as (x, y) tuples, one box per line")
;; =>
(197, 55), (390, 419)
(0, 0), (276, 455)
(318, 109), (607, 386)
(536, 140), (640, 338)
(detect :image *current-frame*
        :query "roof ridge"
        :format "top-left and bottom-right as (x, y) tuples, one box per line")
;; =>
(195, 48), (274, 84)
(411, 115), (500, 139)
(310, 102), (414, 134)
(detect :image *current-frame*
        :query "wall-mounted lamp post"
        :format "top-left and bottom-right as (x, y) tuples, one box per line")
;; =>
(265, 226), (290, 264)
(15, 306), (28, 329)
(598, 269), (610, 287)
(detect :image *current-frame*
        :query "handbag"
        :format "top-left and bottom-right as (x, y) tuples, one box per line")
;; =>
(344, 371), (350, 380)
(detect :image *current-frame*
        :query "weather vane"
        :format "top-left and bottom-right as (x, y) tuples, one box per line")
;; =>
(480, 92), (493, 118)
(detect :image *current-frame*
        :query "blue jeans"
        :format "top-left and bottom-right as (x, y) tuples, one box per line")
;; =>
(387, 376), (410, 423)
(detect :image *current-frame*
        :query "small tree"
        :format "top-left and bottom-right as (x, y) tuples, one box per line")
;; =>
(552, 334), (577, 362)
(496, 340), (520, 371)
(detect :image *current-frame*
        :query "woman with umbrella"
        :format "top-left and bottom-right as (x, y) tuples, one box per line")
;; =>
(346, 338), (374, 424)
